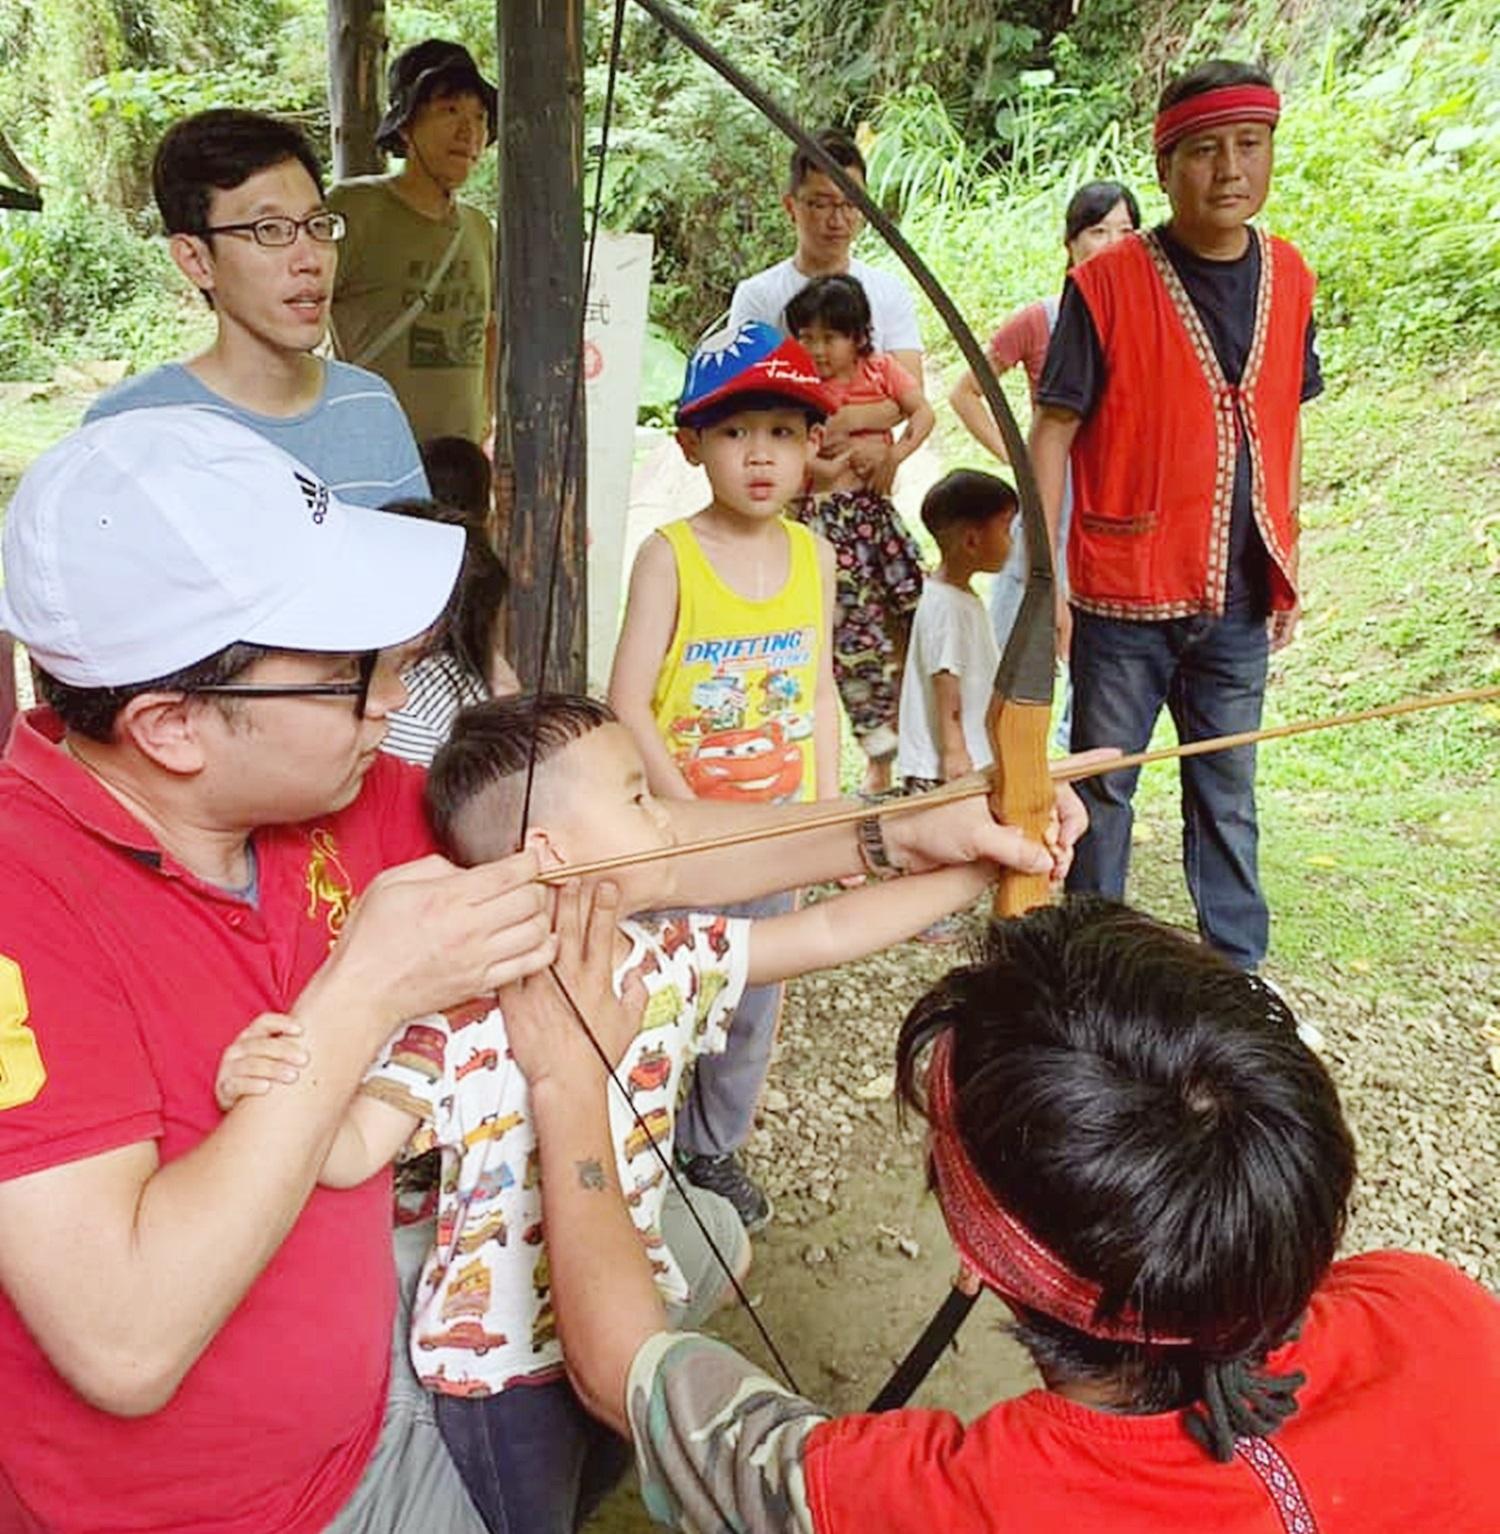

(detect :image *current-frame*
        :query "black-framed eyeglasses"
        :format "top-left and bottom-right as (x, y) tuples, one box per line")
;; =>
(201, 211), (347, 247)
(186, 651), (379, 716)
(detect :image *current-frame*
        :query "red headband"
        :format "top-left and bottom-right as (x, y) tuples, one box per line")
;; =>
(1154, 84), (1281, 154)
(927, 1032), (1192, 1345)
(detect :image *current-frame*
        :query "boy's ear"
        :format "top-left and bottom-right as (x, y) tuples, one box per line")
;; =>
(525, 826), (566, 870)
(805, 421), (824, 459)
(169, 232), (216, 298)
(675, 426), (703, 466)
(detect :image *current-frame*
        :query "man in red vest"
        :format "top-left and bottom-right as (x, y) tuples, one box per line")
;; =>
(1030, 59), (1322, 970)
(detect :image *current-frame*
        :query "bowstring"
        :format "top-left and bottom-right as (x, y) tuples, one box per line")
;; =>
(508, 0), (804, 1395)
(544, 960), (803, 1394)
(516, 0), (628, 847)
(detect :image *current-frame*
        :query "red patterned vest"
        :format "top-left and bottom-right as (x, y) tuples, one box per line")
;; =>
(1067, 227), (1314, 619)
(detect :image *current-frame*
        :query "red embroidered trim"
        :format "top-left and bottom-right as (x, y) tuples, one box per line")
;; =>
(1154, 85), (1281, 153)
(927, 1034), (1193, 1344)
(1235, 1436), (1319, 1534)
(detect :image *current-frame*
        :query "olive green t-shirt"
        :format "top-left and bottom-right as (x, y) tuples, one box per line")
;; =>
(328, 176), (495, 445)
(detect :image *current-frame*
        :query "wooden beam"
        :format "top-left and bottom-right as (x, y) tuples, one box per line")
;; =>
(326, 0), (387, 180)
(496, 0), (587, 691)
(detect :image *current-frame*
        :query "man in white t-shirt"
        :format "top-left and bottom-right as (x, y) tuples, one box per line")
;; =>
(727, 129), (924, 388)
(898, 470), (1019, 790)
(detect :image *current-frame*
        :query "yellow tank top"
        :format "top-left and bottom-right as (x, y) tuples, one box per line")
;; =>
(650, 517), (824, 804)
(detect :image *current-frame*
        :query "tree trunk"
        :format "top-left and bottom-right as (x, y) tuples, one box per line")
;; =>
(327, 0), (387, 180)
(496, 0), (587, 691)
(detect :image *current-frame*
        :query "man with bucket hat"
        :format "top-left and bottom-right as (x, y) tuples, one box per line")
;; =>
(330, 40), (499, 444)
(0, 407), (1070, 1531)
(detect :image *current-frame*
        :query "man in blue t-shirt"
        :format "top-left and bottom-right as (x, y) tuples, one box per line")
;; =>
(87, 110), (428, 509)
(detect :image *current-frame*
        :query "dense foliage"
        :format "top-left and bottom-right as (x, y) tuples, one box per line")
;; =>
(0, 0), (1496, 381)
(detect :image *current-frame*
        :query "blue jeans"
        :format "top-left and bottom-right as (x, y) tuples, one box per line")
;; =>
(434, 1376), (630, 1534)
(1066, 608), (1270, 970)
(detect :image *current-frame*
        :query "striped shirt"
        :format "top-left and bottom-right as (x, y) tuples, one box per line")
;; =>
(382, 649), (489, 767)
(85, 360), (428, 509)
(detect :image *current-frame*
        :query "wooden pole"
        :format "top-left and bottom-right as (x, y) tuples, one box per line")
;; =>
(326, 0), (387, 180)
(496, 0), (588, 690)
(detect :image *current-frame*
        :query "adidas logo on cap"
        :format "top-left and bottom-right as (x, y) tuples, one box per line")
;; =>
(294, 469), (331, 525)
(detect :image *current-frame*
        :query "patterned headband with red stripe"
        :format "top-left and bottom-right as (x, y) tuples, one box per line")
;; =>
(927, 1031), (1193, 1345)
(1154, 83), (1281, 154)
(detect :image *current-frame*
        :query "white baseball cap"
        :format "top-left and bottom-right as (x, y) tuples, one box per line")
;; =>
(0, 407), (465, 687)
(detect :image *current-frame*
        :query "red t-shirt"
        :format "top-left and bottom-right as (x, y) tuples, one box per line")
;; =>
(0, 711), (436, 1534)
(805, 1251), (1500, 1533)
(987, 299), (1053, 401)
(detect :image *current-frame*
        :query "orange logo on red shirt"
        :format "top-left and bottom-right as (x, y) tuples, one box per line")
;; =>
(0, 956), (46, 1110)
(304, 829), (353, 941)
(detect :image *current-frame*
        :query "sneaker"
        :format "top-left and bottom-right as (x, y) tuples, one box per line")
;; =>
(678, 1150), (773, 1234)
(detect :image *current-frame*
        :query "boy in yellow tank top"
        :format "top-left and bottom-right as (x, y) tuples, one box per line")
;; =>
(609, 320), (839, 1231)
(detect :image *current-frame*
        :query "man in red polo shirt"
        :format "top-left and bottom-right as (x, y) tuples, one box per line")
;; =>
(0, 408), (1062, 1533)
(1030, 59), (1322, 971)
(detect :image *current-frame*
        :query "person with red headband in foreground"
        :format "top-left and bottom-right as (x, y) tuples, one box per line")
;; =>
(502, 891), (1500, 1533)
(1032, 60), (1322, 974)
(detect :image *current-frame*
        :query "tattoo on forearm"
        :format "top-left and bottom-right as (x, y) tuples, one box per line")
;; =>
(576, 1158), (607, 1191)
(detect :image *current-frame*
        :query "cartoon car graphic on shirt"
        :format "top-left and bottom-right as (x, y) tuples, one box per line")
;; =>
(455, 1207), (508, 1255)
(690, 672), (748, 732)
(623, 1106), (672, 1162)
(443, 996), (494, 1032)
(658, 915), (695, 957)
(683, 722), (802, 803)
(471, 1160), (516, 1202)
(626, 1044), (672, 1097)
(625, 1167), (665, 1208)
(418, 1364), (491, 1398)
(417, 1319), (509, 1355)
(441, 1257), (492, 1321)
(532, 1249), (550, 1298)
(455, 1046), (500, 1081)
(463, 1110), (525, 1151)
(758, 668), (802, 713)
(531, 1299), (557, 1352)
(388, 1021), (447, 1082)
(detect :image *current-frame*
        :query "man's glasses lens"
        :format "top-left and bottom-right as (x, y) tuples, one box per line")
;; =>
(206, 212), (348, 247)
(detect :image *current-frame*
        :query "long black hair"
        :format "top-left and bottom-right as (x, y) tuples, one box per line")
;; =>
(1063, 180), (1142, 248)
(897, 899), (1356, 1457)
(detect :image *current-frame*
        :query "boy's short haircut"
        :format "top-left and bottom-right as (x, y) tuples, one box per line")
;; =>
(787, 128), (866, 194)
(153, 109), (325, 237)
(426, 692), (615, 864)
(419, 436), (492, 524)
(921, 469), (1018, 542)
(784, 274), (874, 353)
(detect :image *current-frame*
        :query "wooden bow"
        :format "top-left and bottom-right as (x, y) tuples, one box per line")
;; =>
(625, 0), (1059, 1406)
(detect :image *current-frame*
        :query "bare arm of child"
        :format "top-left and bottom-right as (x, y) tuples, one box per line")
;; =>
(215, 1016), (421, 1187)
(743, 863), (994, 985)
(607, 533), (696, 801)
(825, 399), (902, 443)
(813, 537), (841, 801)
(849, 361), (934, 493)
(932, 670), (974, 782)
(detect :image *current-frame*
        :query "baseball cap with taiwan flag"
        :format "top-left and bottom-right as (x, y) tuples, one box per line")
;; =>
(675, 319), (835, 427)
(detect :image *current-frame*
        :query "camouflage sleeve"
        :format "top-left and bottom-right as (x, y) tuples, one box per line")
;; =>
(627, 1332), (827, 1533)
